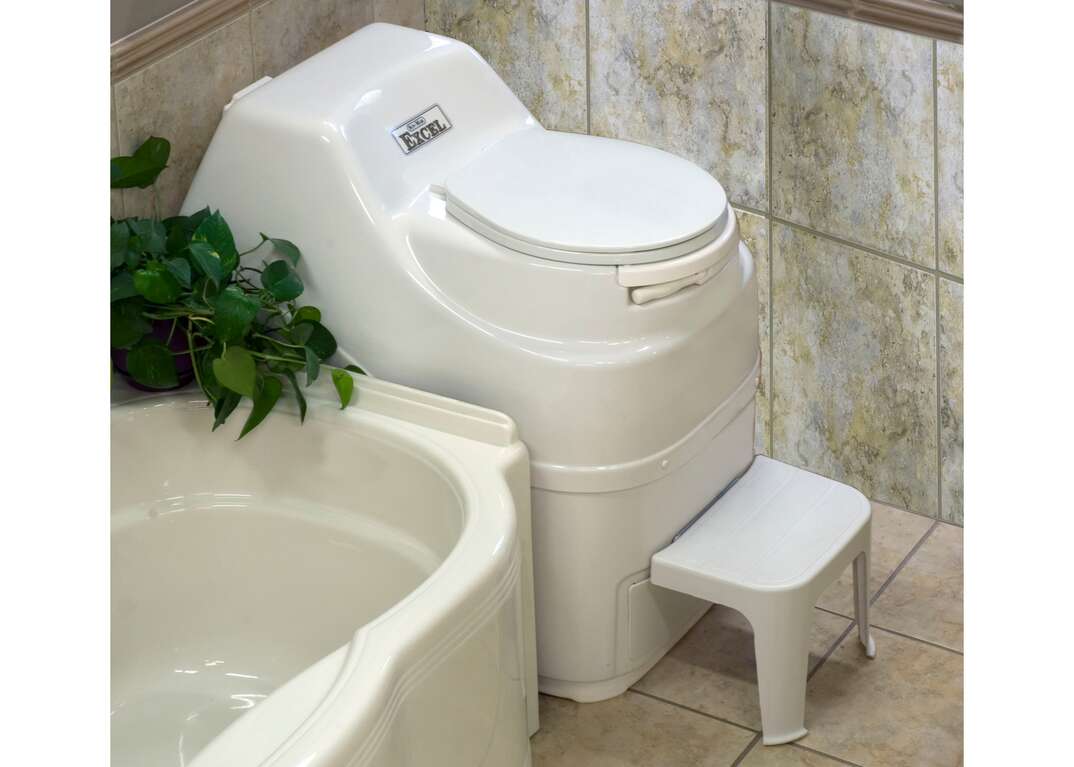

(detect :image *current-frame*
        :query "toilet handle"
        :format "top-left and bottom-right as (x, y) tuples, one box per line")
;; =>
(619, 212), (740, 305)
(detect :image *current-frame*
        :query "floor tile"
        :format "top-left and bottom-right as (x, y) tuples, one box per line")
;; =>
(633, 605), (850, 731)
(871, 523), (963, 651)
(531, 691), (754, 767)
(816, 503), (933, 617)
(739, 741), (852, 767)
(800, 629), (963, 767)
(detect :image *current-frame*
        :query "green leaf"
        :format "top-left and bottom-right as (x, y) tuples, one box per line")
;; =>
(283, 370), (307, 423)
(111, 221), (130, 268)
(344, 363), (365, 375)
(304, 346), (320, 385)
(192, 211), (238, 273)
(128, 219), (167, 255)
(111, 301), (151, 348)
(110, 271), (138, 302)
(261, 260), (304, 301)
(126, 340), (179, 388)
(331, 368), (354, 409)
(238, 375), (283, 439)
(292, 320), (337, 360)
(164, 257), (192, 288)
(188, 240), (226, 285)
(212, 390), (241, 431)
(292, 306), (321, 324)
(260, 233), (301, 266)
(133, 262), (182, 304)
(211, 286), (260, 343)
(212, 346), (257, 397)
(110, 136), (171, 189)
(165, 221), (191, 256)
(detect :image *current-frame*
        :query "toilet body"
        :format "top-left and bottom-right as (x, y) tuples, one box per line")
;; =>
(184, 23), (759, 702)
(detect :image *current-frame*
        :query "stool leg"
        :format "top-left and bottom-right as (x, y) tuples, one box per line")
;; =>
(751, 602), (812, 745)
(853, 552), (878, 658)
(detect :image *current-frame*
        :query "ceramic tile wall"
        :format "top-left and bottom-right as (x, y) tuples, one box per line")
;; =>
(432, 0), (963, 522)
(110, 0), (963, 522)
(110, 0), (419, 220)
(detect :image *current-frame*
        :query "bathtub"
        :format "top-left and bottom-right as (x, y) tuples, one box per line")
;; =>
(111, 375), (538, 767)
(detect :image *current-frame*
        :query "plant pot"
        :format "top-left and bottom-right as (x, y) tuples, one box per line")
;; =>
(111, 319), (196, 392)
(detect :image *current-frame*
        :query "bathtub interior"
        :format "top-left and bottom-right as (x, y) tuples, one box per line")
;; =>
(111, 397), (469, 767)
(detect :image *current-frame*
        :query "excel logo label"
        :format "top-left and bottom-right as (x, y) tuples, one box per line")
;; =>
(391, 105), (453, 154)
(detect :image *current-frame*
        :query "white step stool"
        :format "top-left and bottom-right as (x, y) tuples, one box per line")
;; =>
(652, 456), (877, 745)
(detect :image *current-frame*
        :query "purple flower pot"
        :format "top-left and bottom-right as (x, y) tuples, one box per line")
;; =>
(111, 319), (196, 391)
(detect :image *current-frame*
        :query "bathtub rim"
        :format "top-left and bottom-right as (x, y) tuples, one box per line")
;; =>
(111, 375), (529, 766)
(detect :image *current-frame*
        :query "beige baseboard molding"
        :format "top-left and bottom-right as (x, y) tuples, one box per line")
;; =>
(110, 0), (250, 82)
(779, 0), (962, 42)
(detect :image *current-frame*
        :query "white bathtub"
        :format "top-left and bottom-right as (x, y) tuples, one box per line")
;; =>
(111, 376), (538, 767)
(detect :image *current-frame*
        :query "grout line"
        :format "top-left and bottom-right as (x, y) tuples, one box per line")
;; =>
(765, 0), (775, 458)
(932, 38), (944, 526)
(730, 733), (763, 767)
(813, 605), (963, 655)
(727, 202), (965, 285)
(807, 621), (855, 681)
(584, 0), (591, 135)
(869, 520), (939, 606)
(871, 624), (963, 656)
(247, 1), (256, 81)
(630, 689), (758, 735)
(791, 742), (868, 767)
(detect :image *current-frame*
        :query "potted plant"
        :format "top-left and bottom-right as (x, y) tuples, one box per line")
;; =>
(111, 136), (359, 438)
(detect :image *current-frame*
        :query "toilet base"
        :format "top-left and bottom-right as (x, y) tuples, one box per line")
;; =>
(537, 598), (709, 702)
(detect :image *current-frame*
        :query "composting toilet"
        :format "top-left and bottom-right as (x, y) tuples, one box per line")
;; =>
(184, 22), (770, 711)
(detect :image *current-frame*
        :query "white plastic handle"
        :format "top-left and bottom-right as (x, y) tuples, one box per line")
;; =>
(616, 210), (739, 289)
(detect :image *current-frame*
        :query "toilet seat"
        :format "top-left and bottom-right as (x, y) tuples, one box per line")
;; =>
(444, 129), (731, 266)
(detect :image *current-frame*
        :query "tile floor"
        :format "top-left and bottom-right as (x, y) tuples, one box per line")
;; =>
(531, 503), (963, 767)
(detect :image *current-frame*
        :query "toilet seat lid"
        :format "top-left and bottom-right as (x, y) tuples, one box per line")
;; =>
(443, 129), (730, 265)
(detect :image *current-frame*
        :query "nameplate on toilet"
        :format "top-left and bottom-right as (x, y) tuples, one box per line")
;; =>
(391, 104), (453, 155)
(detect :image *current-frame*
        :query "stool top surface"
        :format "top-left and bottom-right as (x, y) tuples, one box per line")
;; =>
(652, 456), (870, 591)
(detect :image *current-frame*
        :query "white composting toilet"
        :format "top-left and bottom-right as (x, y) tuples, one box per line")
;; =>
(185, 22), (876, 746)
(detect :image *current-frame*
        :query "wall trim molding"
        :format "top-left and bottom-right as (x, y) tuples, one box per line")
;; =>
(110, 0), (249, 82)
(111, 0), (962, 84)
(778, 0), (962, 42)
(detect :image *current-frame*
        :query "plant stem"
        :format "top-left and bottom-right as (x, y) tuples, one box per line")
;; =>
(187, 321), (212, 403)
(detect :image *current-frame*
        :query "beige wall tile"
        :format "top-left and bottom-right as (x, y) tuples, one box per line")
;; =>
(589, 0), (767, 209)
(110, 91), (125, 220)
(801, 629), (963, 766)
(939, 278), (963, 524)
(253, 0), (374, 78)
(937, 41), (964, 277)
(772, 224), (939, 516)
(114, 14), (254, 218)
(426, 0), (586, 133)
(816, 502), (933, 616)
(531, 691), (755, 766)
(771, 4), (935, 265)
(633, 605), (849, 731)
(872, 522), (963, 651)
(737, 209), (771, 454)
(374, 0), (424, 28)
